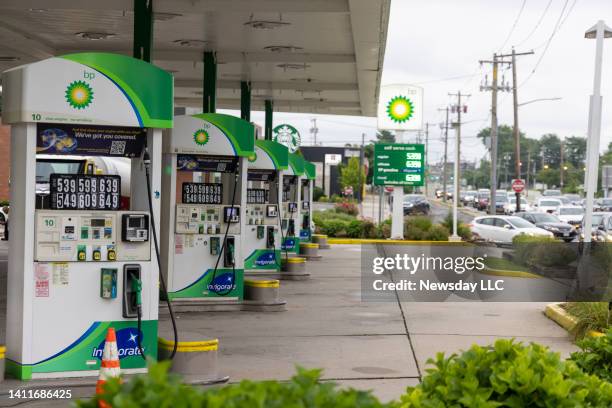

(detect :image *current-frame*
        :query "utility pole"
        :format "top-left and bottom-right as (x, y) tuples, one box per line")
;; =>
(480, 53), (512, 214)
(424, 122), (430, 196)
(310, 118), (319, 145)
(358, 133), (365, 204)
(526, 149), (531, 197)
(448, 91), (469, 241)
(438, 108), (450, 202)
(510, 47), (535, 212)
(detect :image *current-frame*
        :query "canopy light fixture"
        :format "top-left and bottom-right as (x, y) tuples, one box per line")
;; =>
(153, 12), (182, 21)
(264, 45), (303, 53)
(244, 20), (290, 30)
(75, 32), (116, 40)
(0, 56), (20, 62)
(172, 39), (207, 47)
(277, 63), (310, 71)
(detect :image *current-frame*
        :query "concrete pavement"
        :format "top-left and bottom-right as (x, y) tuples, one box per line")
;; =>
(0, 241), (576, 406)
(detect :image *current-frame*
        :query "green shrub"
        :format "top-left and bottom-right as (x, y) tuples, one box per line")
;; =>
(512, 235), (577, 267)
(565, 302), (611, 340)
(313, 186), (325, 202)
(346, 219), (364, 238)
(442, 212), (472, 240)
(399, 339), (612, 407)
(330, 194), (343, 203)
(334, 201), (359, 216)
(78, 363), (390, 408)
(377, 219), (391, 239)
(570, 328), (612, 382)
(319, 219), (349, 237)
(318, 195), (329, 203)
(0, 200), (8, 207)
(406, 216), (432, 232)
(424, 224), (450, 241)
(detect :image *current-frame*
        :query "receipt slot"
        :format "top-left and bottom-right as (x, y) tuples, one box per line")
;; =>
(3, 53), (172, 379)
(243, 140), (288, 276)
(160, 114), (255, 301)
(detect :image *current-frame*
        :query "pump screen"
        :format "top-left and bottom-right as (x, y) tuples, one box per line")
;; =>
(247, 189), (268, 204)
(91, 219), (105, 227)
(128, 217), (143, 228)
(50, 174), (120, 210)
(182, 183), (223, 204)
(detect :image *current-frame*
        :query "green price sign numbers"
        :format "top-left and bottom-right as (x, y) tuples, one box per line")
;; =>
(373, 143), (425, 186)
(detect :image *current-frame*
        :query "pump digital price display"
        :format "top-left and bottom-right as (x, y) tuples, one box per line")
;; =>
(247, 189), (268, 204)
(50, 174), (121, 210)
(182, 183), (223, 204)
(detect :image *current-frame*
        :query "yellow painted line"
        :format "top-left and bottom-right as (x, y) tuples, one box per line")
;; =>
(481, 266), (540, 279)
(327, 238), (471, 245)
(313, 234), (328, 238)
(301, 243), (319, 248)
(245, 279), (280, 288)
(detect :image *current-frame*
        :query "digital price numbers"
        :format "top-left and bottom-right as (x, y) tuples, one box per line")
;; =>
(182, 183), (223, 204)
(247, 189), (268, 204)
(50, 174), (121, 210)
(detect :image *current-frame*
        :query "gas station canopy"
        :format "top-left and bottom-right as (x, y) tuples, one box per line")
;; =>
(0, 0), (390, 116)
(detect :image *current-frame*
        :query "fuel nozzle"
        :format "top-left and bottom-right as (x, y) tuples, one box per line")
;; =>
(131, 276), (142, 310)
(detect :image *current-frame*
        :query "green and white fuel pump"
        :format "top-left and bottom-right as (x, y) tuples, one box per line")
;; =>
(2, 53), (172, 379)
(299, 161), (316, 243)
(281, 153), (305, 255)
(244, 140), (289, 274)
(160, 114), (255, 301)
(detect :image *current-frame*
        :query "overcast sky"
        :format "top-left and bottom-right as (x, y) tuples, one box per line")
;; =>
(224, 0), (612, 165)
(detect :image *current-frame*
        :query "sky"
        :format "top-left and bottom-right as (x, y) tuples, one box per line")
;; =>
(223, 0), (612, 166)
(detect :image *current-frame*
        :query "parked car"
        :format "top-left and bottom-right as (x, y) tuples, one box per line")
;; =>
(596, 197), (612, 212)
(542, 189), (562, 197)
(493, 194), (508, 214)
(514, 211), (577, 242)
(579, 212), (608, 241)
(403, 194), (430, 215)
(564, 194), (582, 206)
(535, 197), (563, 213)
(470, 215), (553, 243)
(554, 205), (584, 226)
(462, 190), (477, 206)
(593, 212), (612, 242)
(504, 197), (531, 215)
(475, 191), (490, 211)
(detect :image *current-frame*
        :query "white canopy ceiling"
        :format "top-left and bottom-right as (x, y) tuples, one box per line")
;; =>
(0, 0), (390, 116)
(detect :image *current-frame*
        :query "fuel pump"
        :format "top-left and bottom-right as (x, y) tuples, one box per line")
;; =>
(281, 153), (305, 255)
(160, 114), (255, 301)
(244, 140), (289, 275)
(2, 53), (172, 379)
(299, 161), (316, 242)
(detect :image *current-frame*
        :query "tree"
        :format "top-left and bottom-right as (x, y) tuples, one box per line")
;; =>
(339, 156), (365, 194)
(540, 134), (562, 168)
(376, 130), (395, 143)
(564, 136), (587, 168)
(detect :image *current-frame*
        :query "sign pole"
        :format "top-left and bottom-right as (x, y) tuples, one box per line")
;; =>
(450, 123), (460, 241)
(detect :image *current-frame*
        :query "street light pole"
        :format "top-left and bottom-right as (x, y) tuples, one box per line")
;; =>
(583, 20), (612, 243)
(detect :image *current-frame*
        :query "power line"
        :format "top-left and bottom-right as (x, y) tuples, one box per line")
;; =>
(515, 0), (554, 47)
(498, 0), (528, 52)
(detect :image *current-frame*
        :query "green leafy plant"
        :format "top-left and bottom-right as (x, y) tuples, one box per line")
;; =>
(565, 302), (611, 340)
(442, 212), (472, 240)
(423, 224), (450, 241)
(313, 186), (325, 202)
(318, 196), (329, 202)
(334, 201), (359, 216)
(399, 339), (612, 407)
(511, 235), (576, 267)
(570, 328), (612, 382)
(78, 363), (391, 408)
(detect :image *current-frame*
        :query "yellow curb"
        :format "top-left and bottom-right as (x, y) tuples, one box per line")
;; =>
(313, 234), (328, 238)
(327, 238), (471, 245)
(245, 279), (280, 288)
(158, 337), (219, 352)
(481, 266), (540, 279)
(544, 303), (605, 338)
(301, 243), (319, 248)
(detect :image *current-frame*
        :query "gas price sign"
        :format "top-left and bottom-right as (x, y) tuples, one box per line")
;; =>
(50, 174), (121, 210)
(182, 183), (223, 204)
(373, 143), (425, 186)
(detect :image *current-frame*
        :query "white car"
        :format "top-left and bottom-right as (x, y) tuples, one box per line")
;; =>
(504, 197), (531, 215)
(470, 215), (553, 243)
(555, 205), (584, 226)
(536, 198), (562, 214)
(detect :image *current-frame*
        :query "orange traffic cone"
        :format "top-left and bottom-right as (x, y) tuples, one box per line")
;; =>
(96, 327), (121, 408)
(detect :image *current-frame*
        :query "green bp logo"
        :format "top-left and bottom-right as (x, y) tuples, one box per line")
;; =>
(193, 129), (209, 146)
(65, 80), (94, 109)
(247, 152), (257, 162)
(386, 96), (414, 123)
(273, 124), (301, 153)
